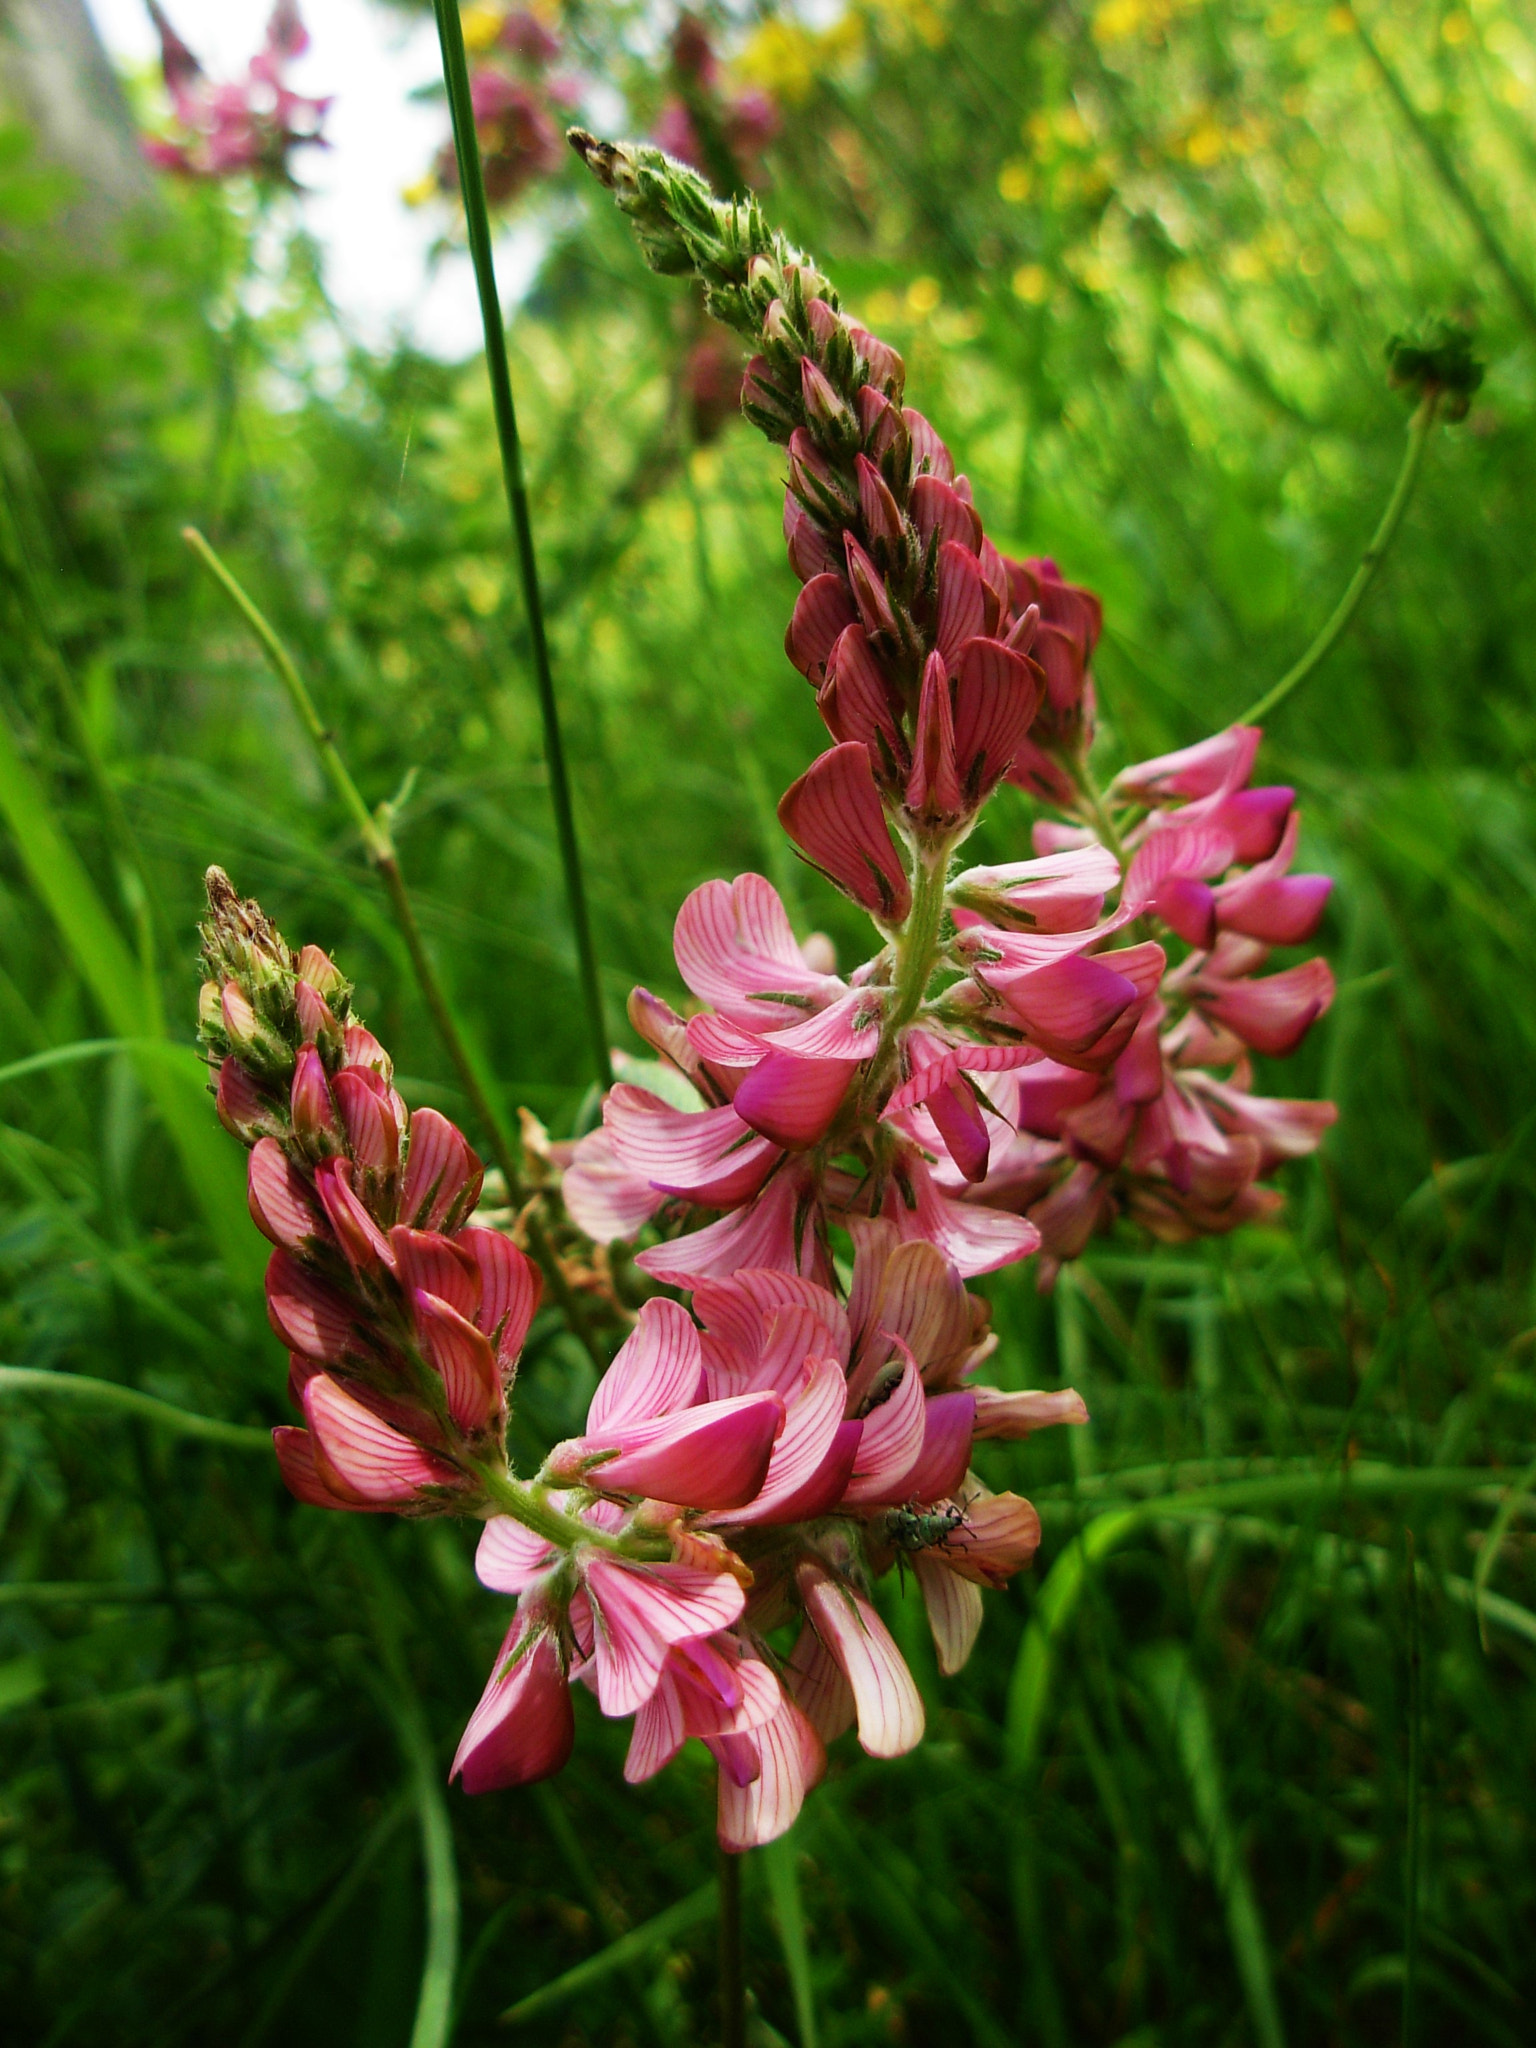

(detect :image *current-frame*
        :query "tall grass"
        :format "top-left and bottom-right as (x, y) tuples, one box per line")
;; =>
(2, 2), (1534, 2042)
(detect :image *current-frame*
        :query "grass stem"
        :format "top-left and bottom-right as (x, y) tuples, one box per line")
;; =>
(431, 0), (612, 1095)
(1240, 394), (1437, 726)
(719, 1844), (746, 2048)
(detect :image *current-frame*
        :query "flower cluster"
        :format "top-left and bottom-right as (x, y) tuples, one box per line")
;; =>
(652, 13), (779, 196)
(198, 143), (1339, 1854)
(411, 6), (579, 212)
(143, 1), (329, 185)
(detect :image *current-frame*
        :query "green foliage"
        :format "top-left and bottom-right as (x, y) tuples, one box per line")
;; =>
(2, 3), (1536, 2044)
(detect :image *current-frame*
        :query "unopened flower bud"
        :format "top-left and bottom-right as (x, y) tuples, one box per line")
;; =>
(296, 943), (347, 1003)
(294, 978), (339, 1046)
(216, 1056), (270, 1141)
(198, 979), (224, 1036)
(291, 1044), (340, 1146)
(801, 357), (853, 437)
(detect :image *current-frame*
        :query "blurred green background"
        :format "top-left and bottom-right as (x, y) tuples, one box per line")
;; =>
(2, 1), (1535, 2042)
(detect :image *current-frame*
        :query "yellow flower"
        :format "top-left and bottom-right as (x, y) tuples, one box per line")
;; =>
(998, 160), (1032, 203)
(1012, 263), (1050, 305)
(1093, 0), (1145, 44)
(401, 173), (439, 209)
(1185, 120), (1225, 167)
(906, 275), (942, 316)
(1441, 11), (1472, 45)
(461, 4), (504, 54)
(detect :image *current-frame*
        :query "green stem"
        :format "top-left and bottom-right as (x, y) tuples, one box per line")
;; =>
(475, 1461), (670, 1560)
(1403, 1526), (1422, 2048)
(719, 1845), (746, 2048)
(432, 0), (612, 1094)
(1347, 2), (1536, 341)
(1067, 754), (1127, 867)
(182, 528), (605, 1370)
(863, 837), (952, 1111)
(1240, 393), (1437, 725)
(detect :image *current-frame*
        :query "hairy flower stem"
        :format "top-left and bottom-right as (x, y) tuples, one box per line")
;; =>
(1067, 756), (1127, 868)
(182, 528), (605, 1371)
(433, 0), (612, 1096)
(1241, 392), (1440, 726)
(863, 838), (953, 1111)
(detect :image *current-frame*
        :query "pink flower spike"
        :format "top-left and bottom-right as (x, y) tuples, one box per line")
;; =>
(1113, 725), (1262, 803)
(820, 624), (907, 770)
(786, 574), (859, 684)
(400, 1108), (483, 1232)
(971, 1386), (1089, 1439)
(1197, 958), (1335, 1057)
(248, 1136), (326, 1249)
(909, 474), (981, 551)
(333, 1067), (399, 1171)
(797, 1562), (925, 1757)
(906, 651), (962, 817)
(912, 1552), (984, 1676)
(582, 1558), (747, 1718)
(779, 743), (913, 923)
(412, 1289), (500, 1434)
(550, 1389), (786, 1508)
(713, 1691), (826, 1850)
(733, 1049), (859, 1150)
(951, 638), (1042, 804)
(589, 1297), (704, 1431)
(452, 1621), (573, 1792)
(302, 1374), (462, 1506)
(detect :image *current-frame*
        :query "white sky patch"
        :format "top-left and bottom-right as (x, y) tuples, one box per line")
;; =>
(86, 0), (550, 357)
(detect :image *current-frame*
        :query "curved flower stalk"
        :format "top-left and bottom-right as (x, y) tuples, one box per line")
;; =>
(143, 1), (330, 185)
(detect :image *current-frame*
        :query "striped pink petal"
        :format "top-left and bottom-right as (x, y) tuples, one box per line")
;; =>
(560, 1126), (668, 1243)
(796, 1562), (925, 1758)
(583, 1557), (748, 1718)
(412, 1288), (499, 1433)
(589, 1297), (703, 1431)
(820, 623), (908, 773)
(786, 572), (859, 683)
(842, 1345), (928, 1505)
(552, 1390), (784, 1509)
(475, 1513), (557, 1595)
(764, 987), (885, 1059)
(459, 1228), (540, 1370)
(912, 1552), (984, 1675)
(906, 650), (961, 816)
(673, 873), (843, 1028)
(996, 954), (1139, 1055)
(272, 1425), (385, 1512)
(940, 1489), (1042, 1587)
(951, 636), (1042, 803)
(926, 1074), (991, 1182)
(604, 1087), (779, 1205)
(265, 1248), (360, 1360)
(1112, 724), (1261, 802)
(312, 1157), (392, 1270)
(778, 742), (912, 923)
(451, 1623), (573, 1792)
(909, 473), (981, 550)
(784, 1618), (855, 1743)
(713, 1690), (826, 1850)
(302, 1374), (460, 1506)
(333, 1066), (399, 1171)
(389, 1227), (479, 1320)
(1216, 866), (1332, 945)
(400, 1107), (483, 1232)
(712, 1357), (855, 1525)
(952, 843), (1121, 932)
(248, 1137), (326, 1250)
(881, 1153), (1041, 1277)
(934, 540), (988, 667)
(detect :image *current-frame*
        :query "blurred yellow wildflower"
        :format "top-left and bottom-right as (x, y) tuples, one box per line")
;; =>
(461, 4), (504, 54)
(1012, 263), (1050, 304)
(998, 160), (1032, 202)
(906, 276), (942, 316)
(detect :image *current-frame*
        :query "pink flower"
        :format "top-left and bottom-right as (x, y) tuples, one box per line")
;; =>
(144, 3), (329, 185)
(451, 1597), (574, 1791)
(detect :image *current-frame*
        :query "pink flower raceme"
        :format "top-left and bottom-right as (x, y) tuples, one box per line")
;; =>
(143, 1), (329, 184)
(653, 14), (779, 192)
(197, 871), (540, 1513)
(454, 1230), (1082, 1844)
(419, 7), (576, 211)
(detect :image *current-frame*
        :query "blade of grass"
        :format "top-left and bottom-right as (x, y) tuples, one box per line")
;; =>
(498, 1882), (719, 2027)
(430, 0), (611, 1094)
(760, 1832), (818, 2048)
(1140, 1644), (1286, 2048)
(0, 707), (261, 1288)
(1470, 1452), (1536, 1651)
(1403, 1528), (1422, 2048)
(0, 1364), (271, 1449)
(181, 527), (604, 1370)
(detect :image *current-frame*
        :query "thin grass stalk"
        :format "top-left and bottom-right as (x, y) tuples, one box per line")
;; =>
(1241, 393), (1437, 726)
(1403, 1526), (1422, 2048)
(719, 1846), (746, 2048)
(181, 526), (605, 1369)
(430, 0), (611, 1094)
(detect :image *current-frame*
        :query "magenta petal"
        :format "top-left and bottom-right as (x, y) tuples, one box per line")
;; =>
(926, 1075), (991, 1183)
(786, 573), (858, 683)
(778, 743), (912, 923)
(604, 1086), (779, 1205)
(711, 1357), (853, 1526)
(820, 623), (907, 770)
(906, 650), (962, 816)
(783, 1621), (855, 1744)
(1217, 871), (1332, 945)
(400, 1107), (483, 1232)
(902, 1390), (976, 1503)
(589, 1297), (704, 1431)
(451, 1625), (573, 1793)
(733, 1049), (858, 1150)
(1112, 724), (1262, 803)
(312, 1158), (393, 1270)
(554, 1390), (785, 1509)
(934, 540), (988, 667)
(951, 636), (1041, 802)
(475, 1514), (557, 1594)
(1154, 875), (1219, 949)
(842, 1347), (928, 1505)
(389, 1227), (480, 1320)
(1123, 822), (1235, 908)
(797, 1562), (925, 1758)
(302, 1374), (460, 1505)
(333, 1066), (398, 1170)
(999, 954), (1139, 1055)
(637, 1168), (829, 1290)
(855, 452), (903, 542)
(1198, 958), (1335, 1057)
(909, 474), (981, 550)
(883, 1155), (1041, 1277)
